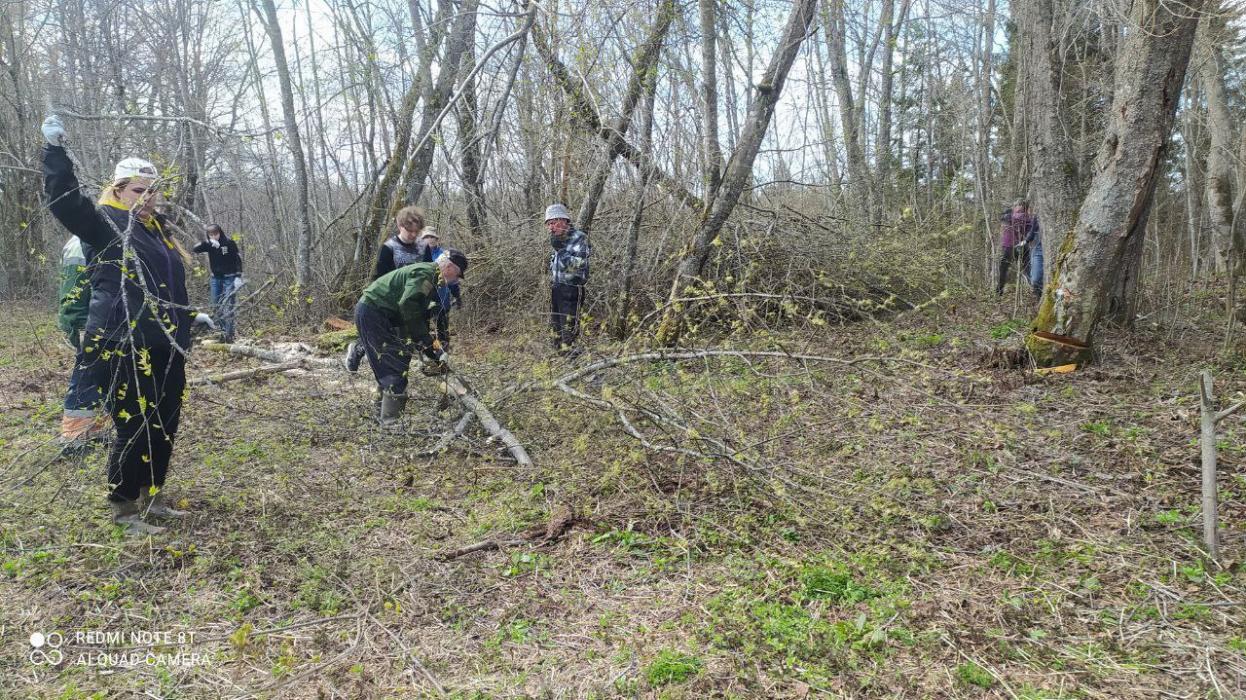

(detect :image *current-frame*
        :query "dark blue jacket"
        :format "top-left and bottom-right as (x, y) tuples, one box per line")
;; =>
(43, 145), (191, 349)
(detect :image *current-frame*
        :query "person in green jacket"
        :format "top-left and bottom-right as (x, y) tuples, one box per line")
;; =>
(353, 249), (468, 424)
(57, 235), (105, 451)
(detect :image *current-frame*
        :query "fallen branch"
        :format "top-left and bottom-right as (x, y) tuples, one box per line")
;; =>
(189, 361), (303, 386)
(416, 411), (474, 457)
(497, 349), (905, 406)
(438, 508), (578, 561)
(444, 374), (533, 467)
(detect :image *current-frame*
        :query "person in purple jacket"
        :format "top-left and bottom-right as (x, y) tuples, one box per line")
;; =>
(41, 115), (214, 536)
(996, 199), (1039, 297)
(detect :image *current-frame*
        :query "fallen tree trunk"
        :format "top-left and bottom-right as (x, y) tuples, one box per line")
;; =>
(200, 342), (287, 363)
(189, 361), (303, 386)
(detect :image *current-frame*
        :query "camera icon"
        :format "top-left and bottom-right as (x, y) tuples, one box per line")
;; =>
(29, 631), (64, 665)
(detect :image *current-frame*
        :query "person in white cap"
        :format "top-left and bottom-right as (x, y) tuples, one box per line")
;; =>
(545, 203), (591, 353)
(41, 114), (214, 536)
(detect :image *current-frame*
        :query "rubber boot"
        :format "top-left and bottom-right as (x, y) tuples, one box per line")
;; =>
(110, 499), (165, 536)
(141, 489), (187, 519)
(379, 391), (408, 428)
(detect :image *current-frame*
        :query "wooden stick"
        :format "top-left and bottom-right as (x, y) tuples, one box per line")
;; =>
(444, 375), (533, 467)
(189, 361), (304, 386)
(1200, 371), (1219, 560)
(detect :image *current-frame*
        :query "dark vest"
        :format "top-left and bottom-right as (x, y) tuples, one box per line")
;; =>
(384, 236), (426, 268)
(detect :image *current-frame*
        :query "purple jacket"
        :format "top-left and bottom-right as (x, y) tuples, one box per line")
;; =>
(1000, 212), (1039, 249)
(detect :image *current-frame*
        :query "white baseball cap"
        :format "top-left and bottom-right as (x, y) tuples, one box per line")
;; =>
(113, 157), (159, 181)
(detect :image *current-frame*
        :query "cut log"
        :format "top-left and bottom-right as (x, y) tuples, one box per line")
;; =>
(324, 316), (354, 331)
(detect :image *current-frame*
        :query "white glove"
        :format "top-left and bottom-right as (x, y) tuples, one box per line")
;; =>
(233, 276), (245, 290)
(193, 313), (217, 331)
(209, 238), (220, 248)
(436, 352), (450, 364)
(42, 115), (68, 147)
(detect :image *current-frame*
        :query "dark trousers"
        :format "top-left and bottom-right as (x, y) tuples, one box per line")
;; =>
(996, 246), (1031, 294)
(63, 329), (102, 414)
(86, 342), (186, 502)
(356, 301), (413, 395)
(550, 283), (585, 349)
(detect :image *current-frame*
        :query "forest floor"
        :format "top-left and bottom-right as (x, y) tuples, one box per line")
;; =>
(0, 291), (1244, 699)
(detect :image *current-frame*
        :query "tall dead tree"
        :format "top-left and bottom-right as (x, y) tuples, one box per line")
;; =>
(655, 0), (819, 345)
(254, 0), (313, 288)
(1028, 0), (1205, 365)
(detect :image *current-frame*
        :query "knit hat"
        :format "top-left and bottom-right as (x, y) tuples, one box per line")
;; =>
(437, 248), (469, 278)
(113, 157), (159, 181)
(544, 203), (572, 222)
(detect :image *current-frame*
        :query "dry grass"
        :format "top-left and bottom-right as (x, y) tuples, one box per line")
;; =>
(0, 294), (1243, 699)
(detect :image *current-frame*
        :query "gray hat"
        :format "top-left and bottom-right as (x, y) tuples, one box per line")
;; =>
(544, 203), (572, 222)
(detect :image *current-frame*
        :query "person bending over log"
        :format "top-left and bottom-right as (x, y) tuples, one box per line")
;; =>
(343, 205), (434, 372)
(41, 115), (215, 536)
(353, 249), (468, 425)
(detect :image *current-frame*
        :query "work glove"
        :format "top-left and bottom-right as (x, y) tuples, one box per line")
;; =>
(452, 291), (463, 309)
(42, 115), (68, 147)
(193, 313), (217, 331)
(209, 238), (220, 248)
(233, 276), (245, 291)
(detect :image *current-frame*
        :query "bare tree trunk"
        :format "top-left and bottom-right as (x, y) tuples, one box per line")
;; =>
(875, 0), (911, 207)
(698, 0), (723, 202)
(823, 0), (872, 225)
(1182, 103), (1205, 281)
(532, 14), (705, 214)
(573, 0), (675, 232)
(335, 0), (454, 295)
(656, 0), (819, 345)
(615, 56), (661, 338)
(456, 39), (487, 241)
(401, 0), (479, 206)
(1028, 0), (1204, 365)
(254, 0), (314, 288)
(1016, 0), (1080, 283)
(1199, 11), (1239, 279)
